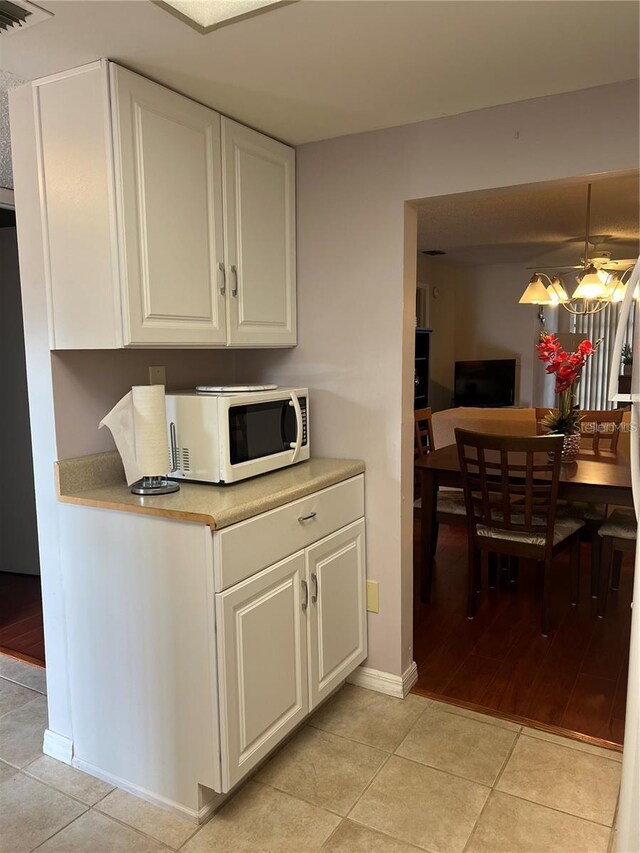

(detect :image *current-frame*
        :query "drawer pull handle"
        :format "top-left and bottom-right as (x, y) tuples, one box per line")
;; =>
(302, 580), (308, 611)
(298, 512), (317, 523)
(311, 572), (318, 604)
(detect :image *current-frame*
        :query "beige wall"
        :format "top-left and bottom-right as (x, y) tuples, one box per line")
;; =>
(454, 262), (542, 407)
(237, 80), (639, 679)
(51, 350), (239, 460)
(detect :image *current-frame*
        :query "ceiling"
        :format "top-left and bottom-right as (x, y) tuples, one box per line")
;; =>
(416, 173), (640, 268)
(0, 1), (638, 146)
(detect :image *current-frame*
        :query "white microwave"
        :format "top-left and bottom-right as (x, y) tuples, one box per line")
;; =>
(165, 388), (310, 484)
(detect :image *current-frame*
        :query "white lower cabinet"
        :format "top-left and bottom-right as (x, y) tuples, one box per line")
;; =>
(215, 514), (367, 792)
(216, 551), (309, 790)
(57, 474), (366, 816)
(307, 520), (367, 709)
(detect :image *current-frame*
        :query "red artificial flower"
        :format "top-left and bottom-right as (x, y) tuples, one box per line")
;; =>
(536, 334), (600, 396)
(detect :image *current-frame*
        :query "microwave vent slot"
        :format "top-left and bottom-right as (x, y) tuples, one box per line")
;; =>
(181, 448), (191, 471)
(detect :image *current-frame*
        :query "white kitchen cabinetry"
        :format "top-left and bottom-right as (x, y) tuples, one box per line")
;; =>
(110, 66), (227, 346)
(217, 551), (308, 790)
(57, 473), (366, 818)
(29, 60), (296, 349)
(306, 520), (367, 708)
(216, 522), (367, 791)
(223, 119), (296, 346)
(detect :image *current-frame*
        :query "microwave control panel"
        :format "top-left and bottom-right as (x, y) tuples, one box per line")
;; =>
(300, 397), (308, 446)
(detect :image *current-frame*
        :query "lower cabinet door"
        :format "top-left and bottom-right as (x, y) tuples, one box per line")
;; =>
(307, 519), (367, 710)
(216, 550), (308, 791)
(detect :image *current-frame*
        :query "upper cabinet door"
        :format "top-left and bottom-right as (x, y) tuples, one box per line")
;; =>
(306, 520), (367, 710)
(222, 119), (296, 347)
(110, 66), (227, 346)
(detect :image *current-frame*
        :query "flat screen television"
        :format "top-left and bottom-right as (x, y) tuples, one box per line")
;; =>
(454, 359), (517, 408)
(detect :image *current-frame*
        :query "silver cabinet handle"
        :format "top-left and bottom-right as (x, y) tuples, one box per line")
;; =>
(218, 262), (226, 295)
(230, 264), (238, 297)
(311, 572), (318, 604)
(298, 512), (316, 523)
(302, 579), (308, 611)
(169, 422), (178, 472)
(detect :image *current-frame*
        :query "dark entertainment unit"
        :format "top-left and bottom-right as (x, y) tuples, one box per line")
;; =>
(414, 328), (431, 409)
(454, 358), (517, 408)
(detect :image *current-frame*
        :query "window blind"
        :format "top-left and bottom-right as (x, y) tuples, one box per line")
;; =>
(572, 301), (636, 410)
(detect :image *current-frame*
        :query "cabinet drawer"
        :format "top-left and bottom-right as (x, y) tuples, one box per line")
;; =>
(213, 475), (364, 591)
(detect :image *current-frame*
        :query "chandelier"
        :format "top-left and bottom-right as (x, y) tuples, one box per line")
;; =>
(519, 184), (637, 316)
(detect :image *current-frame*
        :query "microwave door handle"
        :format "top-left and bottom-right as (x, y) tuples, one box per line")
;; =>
(288, 392), (303, 463)
(169, 422), (178, 473)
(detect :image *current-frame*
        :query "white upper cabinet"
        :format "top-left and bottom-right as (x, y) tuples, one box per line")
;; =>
(111, 66), (227, 346)
(29, 60), (296, 349)
(32, 63), (123, 349)
(223, 119), (297, 347)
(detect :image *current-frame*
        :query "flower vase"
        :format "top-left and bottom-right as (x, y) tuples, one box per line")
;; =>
(544, 390), (581, 462)
(560, 430), (581, 462)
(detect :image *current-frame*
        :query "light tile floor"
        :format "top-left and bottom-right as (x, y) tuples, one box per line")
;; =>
(0, 657), (622, 852)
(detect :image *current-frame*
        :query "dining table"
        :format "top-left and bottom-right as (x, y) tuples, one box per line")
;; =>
(416, 444), (634, 604)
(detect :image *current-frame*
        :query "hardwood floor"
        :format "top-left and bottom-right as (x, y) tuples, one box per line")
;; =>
(412, 521), (632, 748)
(0, 572), (45, 666)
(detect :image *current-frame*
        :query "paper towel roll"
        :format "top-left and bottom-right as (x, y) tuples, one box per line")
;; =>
(132, 385), (169, 477)
(99, 385), (169, 485)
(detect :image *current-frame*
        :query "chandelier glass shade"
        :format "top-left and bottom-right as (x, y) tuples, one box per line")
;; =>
(518, 183), (637, 316)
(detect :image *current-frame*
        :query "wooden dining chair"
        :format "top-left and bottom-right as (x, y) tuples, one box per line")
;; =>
(579, 409), (624, 453)
(414, 407), (467, 523)
(597, 508), (637, 618)
(455, 429), (585, 636)
(535, 407), (558, 436)
(414, 407), (435, 460)
(414, 408), (471, 593)
(536, 408), (622, 597)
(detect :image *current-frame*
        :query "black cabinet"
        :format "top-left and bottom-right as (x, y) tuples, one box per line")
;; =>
(414, 328), (431, 409)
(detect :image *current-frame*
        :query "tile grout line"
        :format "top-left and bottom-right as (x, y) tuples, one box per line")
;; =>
(0, 693), (46, 723)
(461, 726), (524, 853)
(18, 764), (114, 810)
(344, 751), (396, 820)
(497, 727), (619, 828)
(28, 807), (90, 852)
(489, 786), (618, 829)
(85, 804), (179, 851)
(429, 699), (523, 735)
(0, 672), (46, 695)
(303, 719), (401, 754)
(383, 747), (496, 791)
(492, 728), (522, 790)
(343, 813), (437, 853)
(318, 817), (347, 851)
(239, 775), (349, 820)
(518, 731), (623, 764)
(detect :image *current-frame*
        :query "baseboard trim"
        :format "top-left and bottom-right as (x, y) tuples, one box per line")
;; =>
(71, 757), (220, 823)
(347, 661), (418, 699)
(43, 729), (73, 764)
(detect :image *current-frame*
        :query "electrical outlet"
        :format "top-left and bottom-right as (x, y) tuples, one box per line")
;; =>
(148, 366), (166, 386)
(366, 580), (379, 613)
